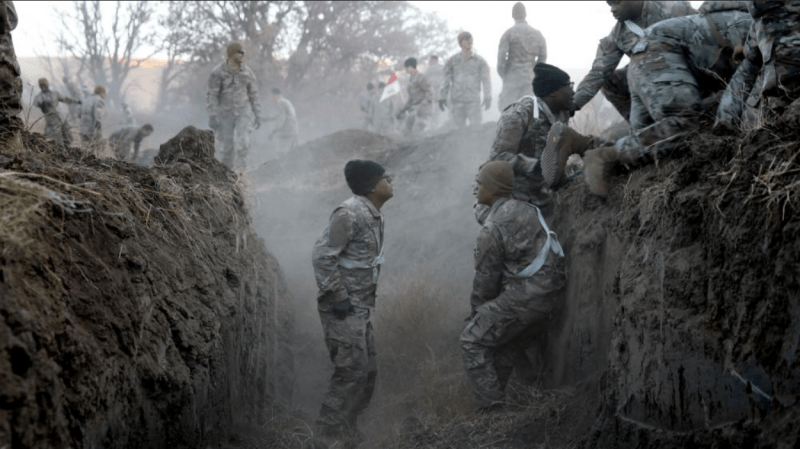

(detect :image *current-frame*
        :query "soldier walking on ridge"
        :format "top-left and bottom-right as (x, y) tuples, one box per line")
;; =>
(33, 77), (78, 149)
(497, 2), (547, 112)
(439, 31), (492, 128)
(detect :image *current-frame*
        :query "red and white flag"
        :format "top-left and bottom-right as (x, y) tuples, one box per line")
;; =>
(380, 72), (401, 103)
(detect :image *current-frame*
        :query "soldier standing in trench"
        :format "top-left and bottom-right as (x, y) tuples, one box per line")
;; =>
(461, 160), (566, 412)
(33, 77), (79, 149)
(497, 2), (547, 112)
(206, 41), (263, 168)
(439, 31), (492, 128)
(312, 160), (394, 439)
(0, 0), (22, 137)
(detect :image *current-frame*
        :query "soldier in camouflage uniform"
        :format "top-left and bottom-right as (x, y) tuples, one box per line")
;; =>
(717, 1), (800, 127)
(78, 86), (106, 154)
(397, 57), (434, 135)
(439, 31), (492, 128)
(312, 160), (393, 437)
(574, 1), (697, 120)
(265, 87), (299, 157)
(0, 1), (21, 136)
(370, 81), (397, 135)
(497, 2), (547, 112)
(33, 77), (79, 149)
(62, 76), (82, 124)
(488, 63), (608, 217)
(206, 42), (262, 168)
(109, 123), (153, 161)
(461, 161), (566, 412)
(425, 55), (446, 129)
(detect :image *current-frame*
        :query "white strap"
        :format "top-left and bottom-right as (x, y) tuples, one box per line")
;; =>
(624, 20), (646, 37)
(510, 205), (564, 279)
(625, 20), (649, 53)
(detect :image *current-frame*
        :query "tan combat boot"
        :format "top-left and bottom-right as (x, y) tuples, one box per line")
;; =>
(583, 146), (619, 197)
(541, 121), (597, 188)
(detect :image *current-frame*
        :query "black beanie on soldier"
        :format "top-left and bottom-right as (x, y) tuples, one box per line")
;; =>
(344, 160), (386, 196)
(533, 63), (571, 98)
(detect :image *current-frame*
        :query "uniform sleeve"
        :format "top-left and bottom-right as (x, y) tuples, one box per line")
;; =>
(481, 57), (492, 101)
(489, 103), (531, 161)
(5, 1), (17, 32)
(206, 68), (220, 116)
(439, 58), (453, 101)
(312, 209), (356, 300)
(497, 31), (510, 78)
(716, 23), (761, 124)
(537, 30), (547, 64)
(470, 224), (504, 310)
(247, 68), (262, 120)
(574, 35), (624, 110)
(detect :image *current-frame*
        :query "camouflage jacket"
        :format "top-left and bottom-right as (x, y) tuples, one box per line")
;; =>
(110, 125), (145, 152)
(471, 197), (565, 313)
(440, 51), (492, 104)
(497, 20), (547, 79)
(267, 96), (298, 137)
(425, 63), (445, 96)
(717, 1), (800, 122)
(33, 90), (69, 126)
(78, 94), (104, 134)
(206, 61), (262, 119)
(574, 1), (697, 109)
(489, 96), (570, 206)
(312, 195), (385, 310)
(638, 7), (752, 89)
(369, 88), (397, 122)
(403, 71), (434, 112)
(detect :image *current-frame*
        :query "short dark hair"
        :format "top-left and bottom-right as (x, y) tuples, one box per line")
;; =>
(141, 124), (154, 132)
(378, 82), (386, 89)
(404, 57), (417, 69)
(367, 82), (375, 90)
(271, 87), (281, 95)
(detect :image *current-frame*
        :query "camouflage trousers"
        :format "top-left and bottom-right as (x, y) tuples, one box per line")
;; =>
(601, 66), (631, 122)
(317, 305), (377, 430)
(498, 68), (533, 112)
(216, 113), (252, 168)
(451, 101), (481, 128)
(460, 292), (551, 410)
(44, 118), (72, 149)
(403, 101), (431, 135)
(618, 48), (701, 152)
(0, 33), (22, 134)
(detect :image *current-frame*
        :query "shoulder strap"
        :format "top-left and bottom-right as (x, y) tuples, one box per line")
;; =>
(509, 204), (564, 279)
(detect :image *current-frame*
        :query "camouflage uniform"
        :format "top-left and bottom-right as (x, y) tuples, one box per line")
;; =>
(400, 71), (434, 135)
(206, 61), (262, 168)
(0, 1), (21, 132)
(358, 91), (374, 129)
(717, 1), (800, 125)
(312, 195), (384, 430)
(109, 125), (147, 161)
(574, 1), (697, 120)
(63, 78), (82, 123)
(461, 196), (566, 410)
(267, 96), (298, 156)
(497, 20), (547, 111)
(33, 89), (75, 148)
(425, 62), (446, 129)
(440, 52), (492, 127)
(369, 88), (397, 135)
(78, 93), (105, 154)
(620, 7), (752, 151)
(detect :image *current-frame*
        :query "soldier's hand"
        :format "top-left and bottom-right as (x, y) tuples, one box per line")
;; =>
(331, 299), (354, 320)
(438, 99), (447, 111)
(254, 117), (261, 130)
(482, 97), (491, 111)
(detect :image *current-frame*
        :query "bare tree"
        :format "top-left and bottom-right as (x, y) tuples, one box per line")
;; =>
(56, 1), (158, 106)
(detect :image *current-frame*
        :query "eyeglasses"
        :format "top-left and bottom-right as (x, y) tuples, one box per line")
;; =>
(382, 174), (393, 183)
(237, 50), (245, 55)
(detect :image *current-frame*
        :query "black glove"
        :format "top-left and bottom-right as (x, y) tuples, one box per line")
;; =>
(331, 299), (354, 320)
(438, 99), (447, 111)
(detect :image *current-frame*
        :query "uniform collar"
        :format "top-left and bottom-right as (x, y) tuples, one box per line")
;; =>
(354, 195), (382, 218)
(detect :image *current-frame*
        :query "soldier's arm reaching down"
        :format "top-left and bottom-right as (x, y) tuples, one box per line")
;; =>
(470, 224), (504, 311)
(716, 22), (762, 125)
(573, 35), (625, 110)
(312, 209), (356, 303)
(439, 58), (454, 104)
(246, 67), (262, 127)
(481, 57), (492, 109)
(206, 67), (221, 118)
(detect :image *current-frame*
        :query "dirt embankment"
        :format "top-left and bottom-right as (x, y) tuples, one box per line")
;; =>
(0, 128), (294, 448)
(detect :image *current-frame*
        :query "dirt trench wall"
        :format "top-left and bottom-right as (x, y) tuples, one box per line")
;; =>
(0, 128), (294, 449)
(551, 123), (800, 447)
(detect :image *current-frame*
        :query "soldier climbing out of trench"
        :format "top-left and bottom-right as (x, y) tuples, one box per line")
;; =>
(461, 161), (566, 413)
(109, 123), (153, 162)
(33, 77), (79, 149)
(311, 160), (394, 441)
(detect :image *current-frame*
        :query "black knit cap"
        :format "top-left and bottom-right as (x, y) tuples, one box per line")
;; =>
(533, 63), (571, 98)
(344, 160), (385, 196)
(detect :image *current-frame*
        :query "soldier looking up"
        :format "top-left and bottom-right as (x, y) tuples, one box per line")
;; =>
(461, 161), (566, 413)
(312, 160), (394, 439)
(497, 2), (547, 111)
(109, 123), (153, 162)
(439, 31), (492, 128)
(397, 57), (434, 135)
(206, 41), (262, 168)
(574, 1), (696, 120)
(33, 77), (78, 149)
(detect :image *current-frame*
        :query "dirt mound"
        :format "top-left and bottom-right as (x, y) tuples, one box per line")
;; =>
(0, 129), (294, 448)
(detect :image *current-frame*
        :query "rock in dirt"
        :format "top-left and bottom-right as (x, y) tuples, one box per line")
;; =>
(0, 130), (294, 448)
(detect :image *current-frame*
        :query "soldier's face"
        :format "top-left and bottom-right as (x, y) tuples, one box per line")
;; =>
(607, 1), (643, 22)
(372, 174), (394, 202)
(475, 180), (492, 206)
(405, 66), (417, 76)
(548, 83), (575, 113)
(231, 49), (245, 64)
(460, 38), (473, 52)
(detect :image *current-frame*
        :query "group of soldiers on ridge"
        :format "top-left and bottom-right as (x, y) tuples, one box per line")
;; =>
(311, 0), (800, 442)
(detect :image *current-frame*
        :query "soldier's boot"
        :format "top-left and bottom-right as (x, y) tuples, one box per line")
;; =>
(541, 122), (597, 188)
(583, 146), (619, 197)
